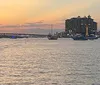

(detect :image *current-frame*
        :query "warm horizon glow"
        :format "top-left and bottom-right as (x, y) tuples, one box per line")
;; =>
(0, 0), (100, 33)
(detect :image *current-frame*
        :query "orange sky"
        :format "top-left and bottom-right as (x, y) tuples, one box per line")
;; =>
(0, 0), (100, 33)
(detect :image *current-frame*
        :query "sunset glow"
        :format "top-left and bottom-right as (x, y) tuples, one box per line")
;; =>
(0, 0), (100, 33)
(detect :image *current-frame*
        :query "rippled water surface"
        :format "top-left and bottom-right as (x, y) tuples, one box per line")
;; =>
(0, 38), (100, 85)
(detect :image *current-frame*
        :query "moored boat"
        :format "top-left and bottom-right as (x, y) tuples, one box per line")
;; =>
(87, 34), (98, 40)
(47, 33), (58, 40)
(72, 24), (88, 40)
(47, 24), (58, 40)
(72, 34), (88, 40)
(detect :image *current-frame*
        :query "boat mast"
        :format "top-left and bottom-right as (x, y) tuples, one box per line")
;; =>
(50, 24), (53, 35)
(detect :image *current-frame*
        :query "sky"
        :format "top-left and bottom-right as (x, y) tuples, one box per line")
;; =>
(0, 0), (100, 34)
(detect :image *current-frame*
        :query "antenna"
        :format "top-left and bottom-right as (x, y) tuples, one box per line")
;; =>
(50, 24), (53, 35)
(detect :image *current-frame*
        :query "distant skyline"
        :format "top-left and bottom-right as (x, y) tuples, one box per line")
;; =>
(0, 0), (100, 33)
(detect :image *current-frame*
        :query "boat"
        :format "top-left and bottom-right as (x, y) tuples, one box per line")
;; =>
(87, 34), (98, 40)
(72, 25), (88, 40)
(72, 34), (88, 40)
(47, 33), (58, 40)
(47, 24), (58, 40)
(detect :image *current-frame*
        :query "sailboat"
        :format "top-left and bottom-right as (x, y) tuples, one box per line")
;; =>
(47, 24), (58, 40)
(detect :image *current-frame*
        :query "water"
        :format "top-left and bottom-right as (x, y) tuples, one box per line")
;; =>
(0, 38), (100, 85)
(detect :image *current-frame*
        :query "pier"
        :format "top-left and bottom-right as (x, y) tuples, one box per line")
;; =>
(0, 33), (47, 38)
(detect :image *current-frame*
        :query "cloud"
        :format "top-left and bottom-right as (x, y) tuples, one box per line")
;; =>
(0, 0), (100, 31)
(0, 23), (63, 29)
(21, 28), (64, 34)
(0, 22), (64, 34)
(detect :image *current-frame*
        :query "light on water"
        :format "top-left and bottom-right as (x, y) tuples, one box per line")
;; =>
(0, 38), (100, 85)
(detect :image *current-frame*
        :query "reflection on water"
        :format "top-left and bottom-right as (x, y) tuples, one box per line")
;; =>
(0, 38), (100, 85)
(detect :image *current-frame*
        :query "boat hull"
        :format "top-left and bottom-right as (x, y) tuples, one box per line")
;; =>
(87, 36), (98, 40)
(72, 37), (88, 40)
(48, 36), (58, 40)
(72, 35), (88, 40)
(47, 34), (58, 40)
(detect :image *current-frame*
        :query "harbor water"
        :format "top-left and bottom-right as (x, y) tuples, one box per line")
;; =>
(0, 38), (100, 85)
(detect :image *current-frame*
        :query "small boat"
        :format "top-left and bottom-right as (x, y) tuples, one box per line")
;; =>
(72, 34), (88, 40)
(87, 34), (98, 40)
(47, 33), (58, 40)
(72, 25), (88, 40)
(47, 24), (58, 40)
